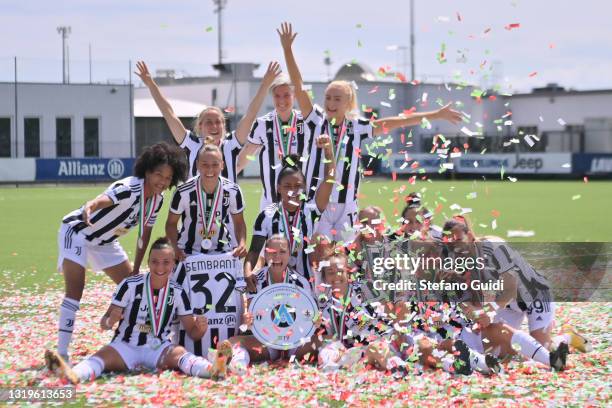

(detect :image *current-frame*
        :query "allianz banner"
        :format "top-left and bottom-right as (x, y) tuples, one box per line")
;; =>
(572, 154), (612, 175)
(36, 158), (135, 181)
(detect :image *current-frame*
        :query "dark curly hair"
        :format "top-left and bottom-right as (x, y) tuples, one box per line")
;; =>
(134, 142), (187, 188)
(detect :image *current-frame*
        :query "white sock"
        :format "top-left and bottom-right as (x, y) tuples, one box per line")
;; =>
(230, 344), (250, 367)
(178, 352), (213, 378)
(470, 350), (491, 374)
(318, 343), (342, 369)
(441, 355), (454, 373)
(511, 331), (550, 366)
(72, 356), (104, 382)
(58, 297), (80, 356)
(385, 355), (406, 371)
(338, 346), (363, 368)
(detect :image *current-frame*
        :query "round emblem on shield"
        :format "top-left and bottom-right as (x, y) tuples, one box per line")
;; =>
(249, 283), (317, 350)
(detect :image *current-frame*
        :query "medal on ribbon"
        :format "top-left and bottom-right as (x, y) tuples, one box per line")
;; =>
(274, 110), (298, 159)
(196, 177), (222, 250)
(138, 180), (157, 249)
(144, 272), (172, 341)
(279, 204), (302, 258)
(327, 118), (347, 164)
(330, 285), (352, 341)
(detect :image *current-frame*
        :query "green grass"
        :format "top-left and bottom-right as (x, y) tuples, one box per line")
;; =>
(1, 178), (611, 291)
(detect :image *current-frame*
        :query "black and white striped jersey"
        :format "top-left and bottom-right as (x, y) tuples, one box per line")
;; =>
(303, 105), (373, 204)
(246, 266), (312, 300)
(247, 109), (311, 206)
(170, 176), (244, 255)
(318, 283), (393, 348)
(172, 252), (246, 357)
(111, 273), (192, 347)
(252, 201), (321, 286)
(62, 176), (163, 246)
(179, 130), (242, 181)
(478, 240), (553, 312)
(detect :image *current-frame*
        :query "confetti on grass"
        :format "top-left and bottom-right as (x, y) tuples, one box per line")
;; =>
(1, 285), (609, 406)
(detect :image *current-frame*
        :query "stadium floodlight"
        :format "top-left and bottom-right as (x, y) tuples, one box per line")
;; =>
(211, 0), (228, 67)
(57, 26), (71, 84)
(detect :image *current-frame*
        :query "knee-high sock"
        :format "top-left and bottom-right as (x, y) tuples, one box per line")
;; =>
(318, 343), (342, 369)
(58, 297), (80, 356)
(469, 349), (492, 374)
(72, 356), (104, 382)
(178, 352), (213, 378)
(511, 331), (550, 366)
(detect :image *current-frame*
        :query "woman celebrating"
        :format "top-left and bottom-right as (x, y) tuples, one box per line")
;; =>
(278, 22), (462, 242)
(166, 144), (247, 261)
(46, 238), (233, 383)
(228, 235), (312, 371)
(237, 74), (312, 210)
(244, 134), (335, 287)
(136, 60), (282, 181)
(56, 142), (186, 363)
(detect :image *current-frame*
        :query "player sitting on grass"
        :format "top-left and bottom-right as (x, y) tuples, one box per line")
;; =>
(56, 142), (187, 364)
(45, 238), (233, 383)
(228, 234), (311, 371)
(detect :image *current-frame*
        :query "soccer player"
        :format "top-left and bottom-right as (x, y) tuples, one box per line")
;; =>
(136, 60), (281, 181)
(244, 134), (336, 287)
(228, 235), (311, 370)
(45, 238), (233, 383)
(166, 144), (247, 261)
(237, 73), (311, 211)
(277, 22), (462, 242)
(56, 142), (187, 363)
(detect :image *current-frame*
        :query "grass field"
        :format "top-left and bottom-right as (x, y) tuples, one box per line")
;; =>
(0, 178), (610, 407)
(1, 178), (611, 292)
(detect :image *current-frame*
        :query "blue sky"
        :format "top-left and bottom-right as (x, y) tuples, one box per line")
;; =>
(1, 0), (610, 92)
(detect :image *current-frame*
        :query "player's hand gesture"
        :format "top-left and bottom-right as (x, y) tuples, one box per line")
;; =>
(194, 315), (208, 333)
(434, 103), (462, 124)
(262, 61), (282, 88)
(245, 274), (258, 293)
(135, 61), (154, 87)
(233, 243), (248, 258)
(316, 134), (333, 155)
(82, 200), (95, 226)
(101, 307), (123, 330)
(242, 311), (254, 328)
(174, 245), (187, 262)
(277, 22), (297, 50)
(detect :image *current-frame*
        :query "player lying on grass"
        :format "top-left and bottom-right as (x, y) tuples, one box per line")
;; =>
(228, 234), (312, 370)
(166, 143), (247, 261)
(56, 142), (187, 364)
(444, 217), (591, 353)
(278, 21), (462, 242)
(244, 134), (335, 291)
(45, 238), (233, 383)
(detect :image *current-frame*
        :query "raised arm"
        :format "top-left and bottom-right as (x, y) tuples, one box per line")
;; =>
(277, 22), (313, 118)
(236, 142), (262, 174)
(372, 103), (462, 136)
(314, 134), (336, 213)
(234, 62), (282, 145)
(135, 61), (187, 144)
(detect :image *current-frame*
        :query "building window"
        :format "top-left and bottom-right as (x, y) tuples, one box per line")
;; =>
(56, 118), (71, 157)
(24, 118), (40, 157)
(84, 118), (99, 157)
(517, 126), (545, 152)
(0, 118), (10, 157)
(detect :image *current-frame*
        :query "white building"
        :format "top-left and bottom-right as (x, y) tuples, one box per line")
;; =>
(0, 82), (132, 158)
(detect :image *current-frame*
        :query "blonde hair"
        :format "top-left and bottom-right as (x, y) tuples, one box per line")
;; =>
(196, 142), (223, 162)
(192, 106), (226, 138)
(326, 80), (359, 119)
(270, 75), (294, 95)
(359, 205), (385, 221)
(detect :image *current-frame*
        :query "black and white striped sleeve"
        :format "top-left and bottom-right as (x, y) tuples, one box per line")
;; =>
(229, 184), (245, 214)
(111, 279), (132, 308)
(169, 188), (186, 215)
(105, 182), (132, 205)
(247, 118), (265, 146)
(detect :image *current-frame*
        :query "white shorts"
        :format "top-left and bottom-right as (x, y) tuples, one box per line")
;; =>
(494, 302), (556, 333)
(458, 329), (485, 355)
(109, 340), (173, 370)
(315, 201), (358, 242)
(57, 223), (128, 272)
